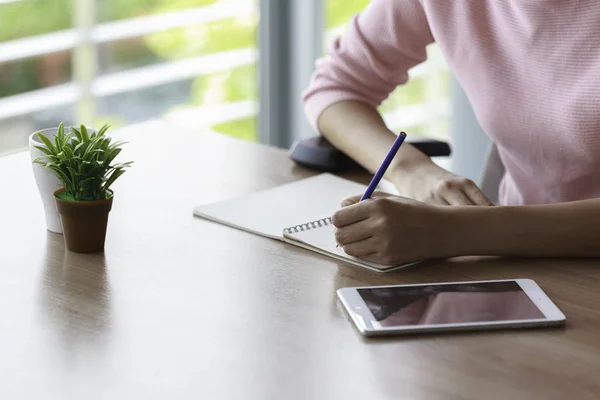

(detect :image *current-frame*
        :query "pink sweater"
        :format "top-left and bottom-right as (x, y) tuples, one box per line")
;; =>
(303, 0), (600, 206)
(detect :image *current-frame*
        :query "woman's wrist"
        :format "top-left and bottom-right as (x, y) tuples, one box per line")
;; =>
(389, 156), (439, 193)
(437, 205), (507, 258)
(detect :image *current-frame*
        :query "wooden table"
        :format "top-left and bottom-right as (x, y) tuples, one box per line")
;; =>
(1, 120), (599, 400)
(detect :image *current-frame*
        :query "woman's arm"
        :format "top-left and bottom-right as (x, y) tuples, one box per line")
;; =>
(303, 0), (434, 130)
(457, 199), (600, 258)
(304, 0), (492, 205)
(320, 101), (492, 206)
(332, 193), (600, 265)
(318, 101), (432, 190)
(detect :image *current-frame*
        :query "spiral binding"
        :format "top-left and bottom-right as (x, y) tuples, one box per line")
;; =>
(283, 217), (332, 234)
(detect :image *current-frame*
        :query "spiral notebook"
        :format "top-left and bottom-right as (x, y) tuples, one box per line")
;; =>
(281, 216), (401, 271)
(193, 173), (408, 272)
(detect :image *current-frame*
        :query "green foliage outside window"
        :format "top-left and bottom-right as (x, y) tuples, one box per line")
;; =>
(0, 0), (447, 141)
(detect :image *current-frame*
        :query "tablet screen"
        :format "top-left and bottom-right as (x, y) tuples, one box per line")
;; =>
(357, 281), (545, 327)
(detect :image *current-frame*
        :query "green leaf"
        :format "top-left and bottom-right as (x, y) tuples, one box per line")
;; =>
(71, 127), (83, 142)
(81, 125), (90, 141)
(104, 147), (122, 165)
(80, 176), (96, 186)
(63, 147), (75, 162)
(36, 132), (57, 155)
(83, 148), (104, 162)
(56, 123), (65, 149)
(66, 166), (78, 185)
(102, 168), (125, 192)
(111, 161), (134, 169)
(109, 140), (128, 149)
(48, 166), (71, 187)
(73, 141), (85, 154)
(97, 124), (110, 137)
(32, 156), (48, 166)
(33, 145), (53, 156)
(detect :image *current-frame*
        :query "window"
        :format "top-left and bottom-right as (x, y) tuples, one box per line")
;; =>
(325, 0), (450, 141)
(0, 0), (450, 156)
(0, 0), (259, 154)
(0, 0), (75, 154)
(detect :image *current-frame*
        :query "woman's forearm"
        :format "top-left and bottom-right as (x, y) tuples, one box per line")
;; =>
(319, 100), (494, 206)
(318, 100), (433, 181)
(451, 199), (600, 258)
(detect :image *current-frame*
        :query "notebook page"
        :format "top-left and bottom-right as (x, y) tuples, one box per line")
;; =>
(193, 173), (367, 240)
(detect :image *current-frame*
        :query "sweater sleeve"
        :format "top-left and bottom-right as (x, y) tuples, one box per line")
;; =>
(302, 0), (434, 134)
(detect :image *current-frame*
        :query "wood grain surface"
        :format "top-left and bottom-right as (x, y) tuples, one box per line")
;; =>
(0, 120), (598, 400)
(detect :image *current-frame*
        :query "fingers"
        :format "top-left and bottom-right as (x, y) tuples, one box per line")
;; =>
(332, 203), (370, 227)
(340, 191), (391, 207)
(334, 219), (373, 246)
(334, 192), (392, 226)
(463, 184), (495, 206)
(440, 189), (476, 206)
(341, 237), (379, 258)
(436, 177), (494, 206)
(340, 195), (361, 207)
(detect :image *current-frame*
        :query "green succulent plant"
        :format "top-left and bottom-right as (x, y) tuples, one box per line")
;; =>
(33, 123), (133, 201)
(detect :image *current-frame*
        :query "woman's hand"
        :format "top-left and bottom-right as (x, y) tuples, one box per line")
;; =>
(332, 192), (463, 265)
(392, 161), (494, 206)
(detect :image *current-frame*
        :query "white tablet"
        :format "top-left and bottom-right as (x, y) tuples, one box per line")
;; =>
(337, 279), (565, 337)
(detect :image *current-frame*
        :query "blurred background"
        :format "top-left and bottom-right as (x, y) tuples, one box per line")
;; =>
(0, 0), (450, 156)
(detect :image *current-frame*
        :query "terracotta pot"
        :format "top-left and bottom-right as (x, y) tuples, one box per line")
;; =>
(53, 189), (114, 253)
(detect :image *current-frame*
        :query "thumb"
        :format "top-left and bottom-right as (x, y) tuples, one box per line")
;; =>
(341, 194), (361, 207)
(341, 191), (392, 207)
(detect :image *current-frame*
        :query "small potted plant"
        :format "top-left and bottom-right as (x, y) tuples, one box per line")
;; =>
(33, 123), (133, 253)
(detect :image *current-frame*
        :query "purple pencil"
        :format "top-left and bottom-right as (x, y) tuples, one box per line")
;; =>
(360, 131), (407, 201)
(336, 132), (407, 248)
